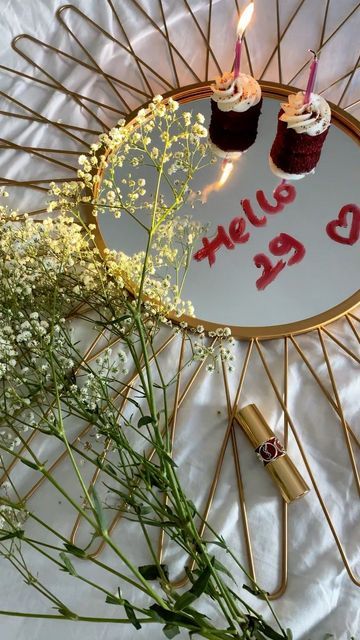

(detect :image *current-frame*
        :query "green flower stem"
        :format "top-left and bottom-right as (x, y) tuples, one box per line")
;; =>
(101, 531), (169, 610)
(50, 358), (95, 511)
(0, 611), (155, 623)
(133, 318), (240, 630)
(24, 516), (153, 597)
(23, 537), (151, 619)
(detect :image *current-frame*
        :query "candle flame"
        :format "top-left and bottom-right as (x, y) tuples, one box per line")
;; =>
(218, 160), (234, 187)
(237, 2), (254, 39)
(201, 160), (235, 204)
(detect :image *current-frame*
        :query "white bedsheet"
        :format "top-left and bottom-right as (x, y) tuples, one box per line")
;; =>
(0, 2), (359, 639)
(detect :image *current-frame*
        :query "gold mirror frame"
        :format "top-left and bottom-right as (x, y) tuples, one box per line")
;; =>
(92, 81), (360, 340)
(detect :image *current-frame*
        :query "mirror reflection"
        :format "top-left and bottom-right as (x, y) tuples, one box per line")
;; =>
(97, 94), (360, 330)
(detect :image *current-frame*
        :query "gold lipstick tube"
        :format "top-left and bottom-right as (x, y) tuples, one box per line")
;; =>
(235, 404), (310, 504)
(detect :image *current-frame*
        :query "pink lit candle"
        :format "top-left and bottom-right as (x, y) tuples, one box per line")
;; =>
(304, 50), (318, 105)
(233, 2), (254, 80)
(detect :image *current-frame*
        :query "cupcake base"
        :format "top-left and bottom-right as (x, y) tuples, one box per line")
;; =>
(209, 141), (243, 160)
(270, 109), (330, 177)
(268, 156), (314, 181)
(209, 98), (263, 154)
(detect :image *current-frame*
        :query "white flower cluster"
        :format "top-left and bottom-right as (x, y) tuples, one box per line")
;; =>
(191, 327), (236, 372)
(0, 503), (26, 533)
(0, 481), (27, 537)
(75, 348), (129, 412)
(103, 228), (200, 320)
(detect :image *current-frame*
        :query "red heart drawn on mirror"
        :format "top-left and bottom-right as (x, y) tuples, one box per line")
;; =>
(326, 204), (360, 246)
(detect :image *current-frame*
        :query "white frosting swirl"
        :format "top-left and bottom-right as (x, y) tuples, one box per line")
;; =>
(211, 71), (261, 112)
(279, 91), (331, 136)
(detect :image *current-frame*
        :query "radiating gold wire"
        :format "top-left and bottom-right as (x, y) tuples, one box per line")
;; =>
(182, 0), (222, 78)
(168, 340), (254, 589)
(345, 314), (360, 343)
(89, 337), (217, 559)
(275, 0), (282, 83)
(345, 98), (360, 112)
(348, 312), (360, 323)
(270, 336), (288, 599)
(289, 335), (360, 449)
(255, 338), (360, 587)
(317, 328), (360, 495)
(339, 53), (360, 107)
(56, 6), (131, 112)
(0, 107), (100, 135)
(288, 3), (360, 86)
(0, 137), (77, 173)
(12, 35), (110, 129)
(259, 0), (307, 80)
(0, 327), (105, 489)
(106, 0), (154, 95)
(205, 0), (213, 80)
(157, 333), (186, 563)
(320, 67), (360, 97)
(57, 2), (172, 93)
(321, 326), (360, 364)
(158, 0), (180, 88)
(68, 331), (176, 543)
(223, 354), (256, 581)
(0, 89), (92, 149)
(129, 0), (201, 84)
(0, 63), (125, 117)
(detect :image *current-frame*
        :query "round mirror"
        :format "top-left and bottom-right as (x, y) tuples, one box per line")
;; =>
(95, 84), (360, 338)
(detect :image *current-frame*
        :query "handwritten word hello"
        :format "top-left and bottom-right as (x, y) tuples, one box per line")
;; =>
(193, 183), (297, 267)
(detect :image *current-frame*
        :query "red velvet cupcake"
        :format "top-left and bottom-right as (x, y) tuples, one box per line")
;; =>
(209, 71), (262, 159)
(270, 92), (331, 180)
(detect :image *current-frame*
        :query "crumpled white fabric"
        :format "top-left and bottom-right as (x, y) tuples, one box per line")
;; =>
(0, 2), (359, 639)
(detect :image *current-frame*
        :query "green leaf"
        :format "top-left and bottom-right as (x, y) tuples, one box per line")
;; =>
(21, 459), (39, 471)
(180, 606), (210, 625)
(63, 543), (86, 558)
(91, 486), (107, 532)
(137, 415), (156, 429)
(175, 564), (212, 611)
(207, 538), (227, 549)
(163, 624), (180, 638)
(162, 452), (178, 468)
(190, 564), (212, 597)
(59, 552), (77, 576)
(96, 314), (132, 327)
(0, 530), (24, 542)
(186, 500), (197, 517)
(174, 591), (198, 610)
(212, 558), (235, 583)
(138, 504), (152, 516)
(105, 594), (122, 605)
(149, 605), (197, 628)
(57, 607), (78, 620)
(124, 601), (141, 630)
(253, 631), (269, 640)
(243, 583), (269, 601)
(138, 564), (169, 581)
(286, 629), (294, 640)
(258, 622), (287, 640)
(147, 608), (164, 623)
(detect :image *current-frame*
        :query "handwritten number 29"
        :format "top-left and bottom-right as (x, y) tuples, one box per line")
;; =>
(254, 233), (306, 291)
